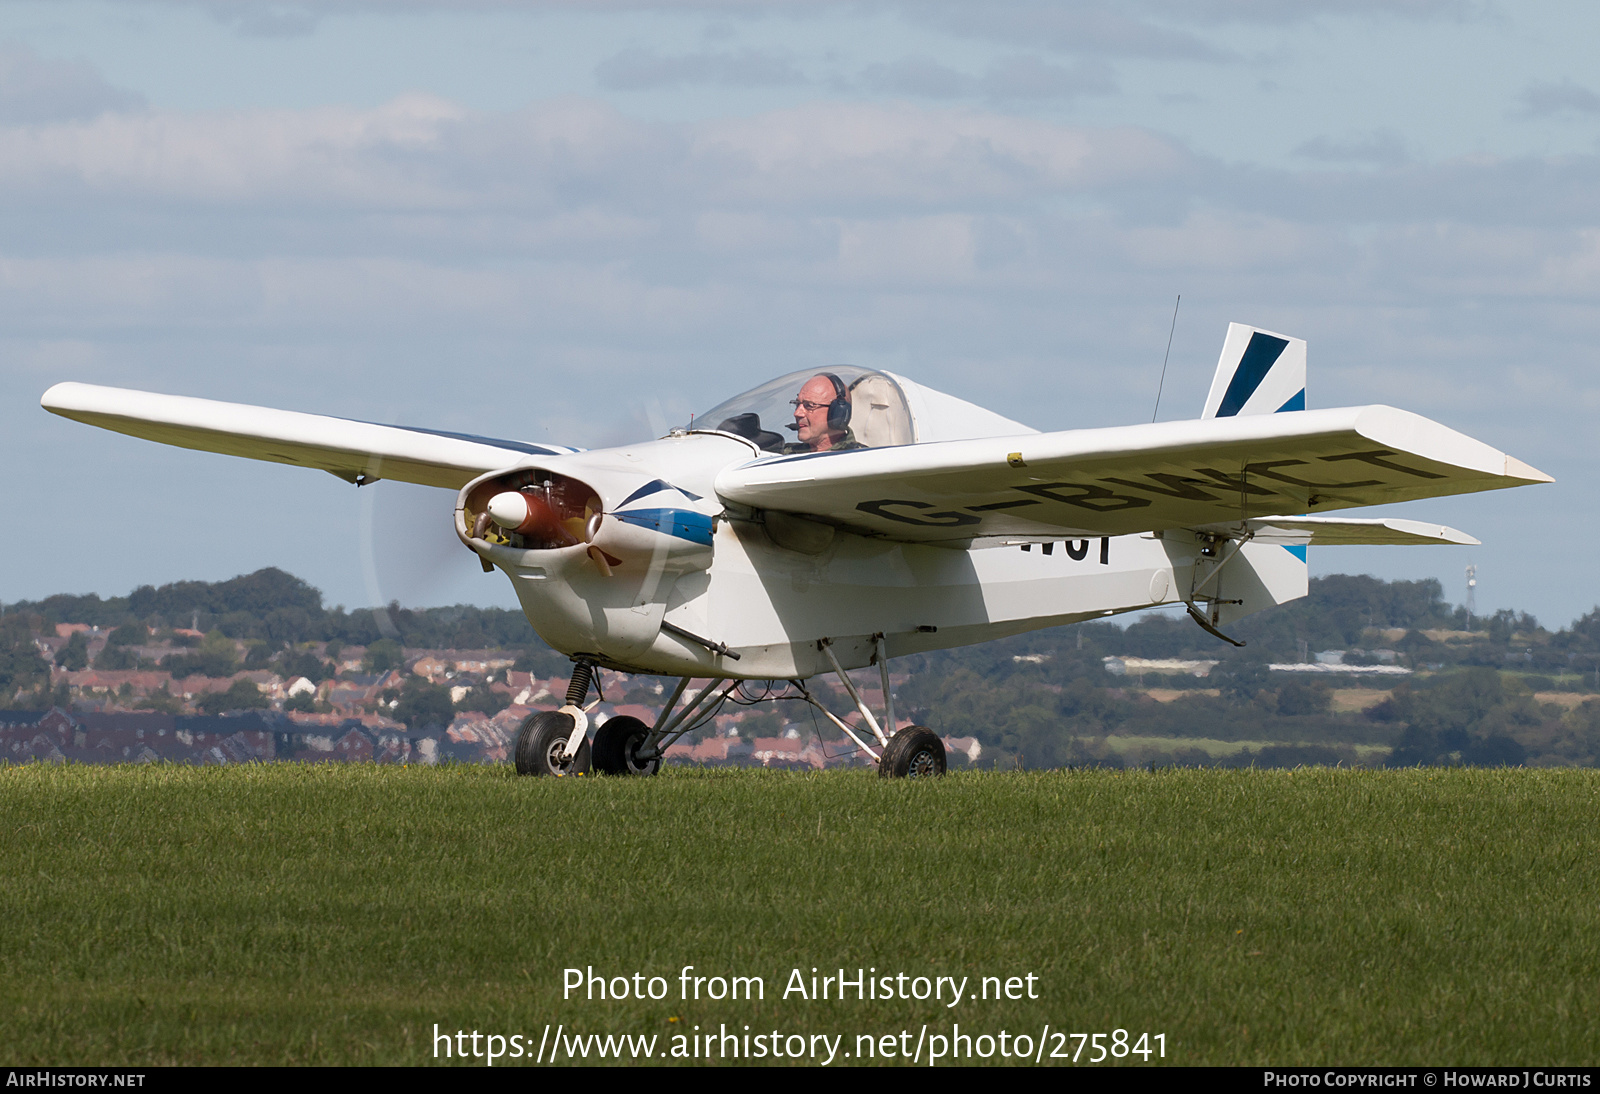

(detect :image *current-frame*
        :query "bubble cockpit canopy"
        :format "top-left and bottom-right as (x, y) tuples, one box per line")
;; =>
(690, 366), (915, 455)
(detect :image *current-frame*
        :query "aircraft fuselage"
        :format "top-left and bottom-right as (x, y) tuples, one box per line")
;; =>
(456, 431), (1304, 678)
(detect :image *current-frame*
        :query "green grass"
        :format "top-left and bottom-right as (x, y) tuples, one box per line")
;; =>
(1099, 735), (1391, 761)
(3, 763), (1599, 1066)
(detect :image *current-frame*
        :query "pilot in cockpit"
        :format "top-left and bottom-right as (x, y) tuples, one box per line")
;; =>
(713, 371), (890, 454)
(783, 373), (865, 454)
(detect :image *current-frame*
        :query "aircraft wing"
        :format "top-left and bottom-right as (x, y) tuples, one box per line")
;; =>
(715, 404), (1549, 545)
(40, 382), (573, 490)
(1191, 516), (1480, 547)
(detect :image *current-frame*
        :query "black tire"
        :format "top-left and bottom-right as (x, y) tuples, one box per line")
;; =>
(878, 725), (946, 779)
(592, 715), (662, 776)
(514, 710), (592, 776)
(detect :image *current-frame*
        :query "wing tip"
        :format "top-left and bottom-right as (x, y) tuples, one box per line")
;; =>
(40, 381), (84, 413)
(1504, 454), (1554, 484)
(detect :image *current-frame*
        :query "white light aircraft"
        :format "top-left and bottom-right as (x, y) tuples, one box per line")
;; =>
(41, 324), (1550, 777)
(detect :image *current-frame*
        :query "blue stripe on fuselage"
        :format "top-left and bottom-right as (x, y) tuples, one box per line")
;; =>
(612, 508), (715, 546)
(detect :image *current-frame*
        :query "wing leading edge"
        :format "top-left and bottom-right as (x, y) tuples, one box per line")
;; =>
(715, 404), (1550, 545)
(41, 382), (571, 490)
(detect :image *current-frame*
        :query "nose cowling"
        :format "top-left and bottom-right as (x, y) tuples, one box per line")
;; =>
(462, 470), (714, 578)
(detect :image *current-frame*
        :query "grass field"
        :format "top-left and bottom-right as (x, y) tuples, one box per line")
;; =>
(1096, 735), (1392, 762)
(4, 763), (1599, 1066)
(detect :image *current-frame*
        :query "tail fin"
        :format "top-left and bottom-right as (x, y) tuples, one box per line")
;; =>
(1210, 540), (1310, 627)
(1200, 323), (1311, 621)
(1201, 322), (1306, 419)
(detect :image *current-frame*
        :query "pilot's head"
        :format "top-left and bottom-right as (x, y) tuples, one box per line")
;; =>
(791, 374), (848, 452)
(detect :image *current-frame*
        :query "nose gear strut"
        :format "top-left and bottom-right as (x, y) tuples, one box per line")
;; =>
(558, 658), (603, 761)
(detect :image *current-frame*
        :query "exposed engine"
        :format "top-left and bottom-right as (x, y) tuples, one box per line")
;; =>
(460, 462), (718, 586)
(464, 469), (601, 551)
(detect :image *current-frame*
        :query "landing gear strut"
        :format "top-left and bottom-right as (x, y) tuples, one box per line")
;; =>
(513, 659), (600, 777)
(514, 637), (947, 779)
(809, 633), (947, 779)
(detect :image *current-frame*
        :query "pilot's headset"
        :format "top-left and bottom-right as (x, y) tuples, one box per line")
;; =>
(820, 373), (852, 432)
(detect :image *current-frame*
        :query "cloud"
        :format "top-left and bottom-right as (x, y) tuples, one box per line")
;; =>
(0, 95), (1596, 368)
(689, 103), (1188, 208)
(1236, 152), (1600, 229)
(1516, 80), (1600, 118)
(203, 3), (322, 36)
(8, 93), (1600, 347)
(146, 0), (1458, 60)
(857, 54), (1117, 102)
(980, 55), (1116, 100)
(153, 0), (1481, 39)
(0, 93), (1179, 215)
(905, 2), (1229, 61)
(857, 56), (971, 99)
(9, 94), (1600, 261)
(1294, 129), (1409, 168)
(594, 46), (806, 90)
(0, 42), (144, 124)
(1133, 0), (1477, 24)
(0, 94), (471, 208)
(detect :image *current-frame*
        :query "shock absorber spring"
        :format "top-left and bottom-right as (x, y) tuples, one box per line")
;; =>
(565, 660), (595, 707)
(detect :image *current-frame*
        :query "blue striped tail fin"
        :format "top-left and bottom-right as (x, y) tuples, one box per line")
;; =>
(1201, 322), (1310, 585)
(1201, 323), (1306, 419)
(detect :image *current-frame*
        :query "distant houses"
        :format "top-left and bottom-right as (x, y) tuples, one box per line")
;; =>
(0, 700), (965, 770)
(6, 629), (943, 769)
(0, 707), (510, 766)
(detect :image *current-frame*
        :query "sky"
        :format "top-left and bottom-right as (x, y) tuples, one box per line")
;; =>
(1, 0), (1596, 629)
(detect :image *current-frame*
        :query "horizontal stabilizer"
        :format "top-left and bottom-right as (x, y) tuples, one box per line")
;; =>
(41, 382), (571, 490)
(1192, 515), (1480, 547)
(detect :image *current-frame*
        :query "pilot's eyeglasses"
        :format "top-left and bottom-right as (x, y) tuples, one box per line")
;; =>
(790, 399), (830, 413)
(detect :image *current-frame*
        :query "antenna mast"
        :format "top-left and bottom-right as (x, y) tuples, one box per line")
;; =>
(1152, 294), (1180, 423)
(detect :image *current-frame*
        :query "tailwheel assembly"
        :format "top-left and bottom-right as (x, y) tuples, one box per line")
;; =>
(592, 715), (662, 776)
(878, 725), (946, 779)
(515, 710), (592, 776)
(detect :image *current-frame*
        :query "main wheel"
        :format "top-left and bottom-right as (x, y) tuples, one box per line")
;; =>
(514, 710), (592, 776)
(592, 715), (662, 776)
(878, 725), (946, 779)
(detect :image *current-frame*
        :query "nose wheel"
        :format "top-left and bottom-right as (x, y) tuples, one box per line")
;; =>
(514, 710), (592, 776)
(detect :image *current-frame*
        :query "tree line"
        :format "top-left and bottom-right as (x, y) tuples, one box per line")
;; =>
(7, 568), (1600, 768)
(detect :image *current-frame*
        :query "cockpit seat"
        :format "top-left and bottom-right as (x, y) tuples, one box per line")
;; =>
(717, 413), (784, 453)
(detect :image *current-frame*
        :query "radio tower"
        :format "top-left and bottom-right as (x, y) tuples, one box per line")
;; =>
(1465, 564), (1477, 628)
